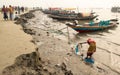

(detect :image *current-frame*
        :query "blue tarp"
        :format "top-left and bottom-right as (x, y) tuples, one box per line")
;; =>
(89, 21), (94, 26)
(75, 45), (79, 53)
(84, 58), (94, 64)
(99, 20), (110, 26)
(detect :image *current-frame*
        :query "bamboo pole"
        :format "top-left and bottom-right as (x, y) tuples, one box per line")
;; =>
(67, 26), (70, 44)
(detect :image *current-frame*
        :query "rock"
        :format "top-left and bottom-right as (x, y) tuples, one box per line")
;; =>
(38, 34), (41, 36)
(67, 53), (72, 56)
(43, 67), (48, 72)
(23, 28), (36, 35)
(20, 12), (35, 19)
(65, 70), (73, 75)
(15, 18), (27, 25)
(61, 62), (67, 71)
(55, 64), (61, 68)
(46, 32), (49, 36)
(49, 72), (57, 75)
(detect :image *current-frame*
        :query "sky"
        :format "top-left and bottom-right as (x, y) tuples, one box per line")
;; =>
(0, 0), (120, 8)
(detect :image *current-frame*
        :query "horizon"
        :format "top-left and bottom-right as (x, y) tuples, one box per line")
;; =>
(0, 0), (120, 8)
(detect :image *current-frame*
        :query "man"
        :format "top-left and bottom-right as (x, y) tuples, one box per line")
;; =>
(2, 5), (8, 20)
(9, 5), (14, 20)
(86, 38), (96, 59)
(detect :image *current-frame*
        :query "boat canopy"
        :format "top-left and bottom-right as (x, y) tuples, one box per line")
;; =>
(81, 13), (91, 17)
(63, 8), (76, 10)
(49, 7), (61, 10)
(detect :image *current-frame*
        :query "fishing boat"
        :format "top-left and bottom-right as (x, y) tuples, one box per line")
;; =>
(48, 13), (98, 20)
(42, 7), (76, 15)
(42, 8), (62, 15)
(111, 6), (120, 13)
(66, 19), (119, 33)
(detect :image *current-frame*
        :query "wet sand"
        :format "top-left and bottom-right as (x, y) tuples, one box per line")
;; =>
(13, 10), (119, 75)
(0, 13), (35, 74)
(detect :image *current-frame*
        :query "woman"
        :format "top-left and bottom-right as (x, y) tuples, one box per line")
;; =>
(86, 38), (96, 59)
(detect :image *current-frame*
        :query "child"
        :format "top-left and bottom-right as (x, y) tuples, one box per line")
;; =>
(14, 11), (19, 20)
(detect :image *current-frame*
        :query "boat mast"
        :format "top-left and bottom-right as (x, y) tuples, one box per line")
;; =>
(77, 6), (79, 13)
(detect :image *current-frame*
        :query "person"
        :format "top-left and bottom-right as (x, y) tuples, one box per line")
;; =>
(8, 5), (14, 20)
(17, 6), (21, 14)
(2, 5), (8, 20)
(73, 20), (78, 25)
(86, 38), (96, 59)
(21, 7), (24, 12)
(14, 11), (19, 20)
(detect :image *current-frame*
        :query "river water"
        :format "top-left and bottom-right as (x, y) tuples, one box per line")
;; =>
(28, 8), (120, 74)
(76, 8), (120, 74)
(64, 8), (120, 74)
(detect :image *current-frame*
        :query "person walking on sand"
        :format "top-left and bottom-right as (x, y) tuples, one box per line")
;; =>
(21, 7), (24, 13)
(86, 38), (96, 59)
(8, 5), (14, 20)
(2, 5), (8, 20)
(17, 6), (21, 14)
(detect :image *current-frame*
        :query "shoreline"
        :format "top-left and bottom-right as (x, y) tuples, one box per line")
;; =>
(1, 9), (120, 75)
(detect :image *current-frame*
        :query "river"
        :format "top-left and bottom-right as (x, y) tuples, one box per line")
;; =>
(74, 8), (120, 74)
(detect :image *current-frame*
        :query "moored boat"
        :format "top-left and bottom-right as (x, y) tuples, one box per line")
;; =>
(66, 19), (119, 33)
(48, 13), (98, 20)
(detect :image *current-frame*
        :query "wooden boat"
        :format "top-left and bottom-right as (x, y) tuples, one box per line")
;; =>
(111, 6), (120, 13)
(48, 14), (98, 20)
(66, 19), (119, 33)
(42, 8), (76, 15)
(42, 8), (63, 15)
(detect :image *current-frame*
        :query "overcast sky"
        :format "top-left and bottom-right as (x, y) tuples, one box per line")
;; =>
(0, 0), (120, 8)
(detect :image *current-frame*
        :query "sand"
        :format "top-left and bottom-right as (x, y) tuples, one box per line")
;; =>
(0, 13), (35, 74)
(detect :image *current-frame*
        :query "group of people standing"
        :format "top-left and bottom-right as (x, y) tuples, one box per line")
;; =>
(1, 5), (14, 20)
(1, 5), (27, 21)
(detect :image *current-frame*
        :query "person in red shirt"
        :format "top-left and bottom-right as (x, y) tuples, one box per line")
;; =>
(2, 5), (8, 20)
(86, 38), (96, 59)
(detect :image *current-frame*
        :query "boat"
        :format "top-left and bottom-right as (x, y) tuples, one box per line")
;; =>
(42, 8), (62, 15)
(42, 7), (76, 15)
(66, 19), (119, 33)
(48, 13), (98, 20)
(111, 6), (120, 13)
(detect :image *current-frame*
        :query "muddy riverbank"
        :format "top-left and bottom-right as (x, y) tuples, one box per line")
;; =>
(2, 9), (120, 75)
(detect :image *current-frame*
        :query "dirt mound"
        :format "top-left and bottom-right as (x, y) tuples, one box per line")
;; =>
(2, 51), (73, 75)
(15, 10), (35, 25)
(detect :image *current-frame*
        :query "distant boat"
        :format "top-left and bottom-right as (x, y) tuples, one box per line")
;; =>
(42, 8), (98, 20)
(66, 19), (119, 33)
(42, 8), (62, 15)
(42, 7), (76, 15)
(111, 6), (120, 13)
(48, 13), (98, 20)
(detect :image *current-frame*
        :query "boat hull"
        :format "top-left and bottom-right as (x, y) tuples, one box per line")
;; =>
(66, 22), (117, 33)
(49, 14), (98, 20)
